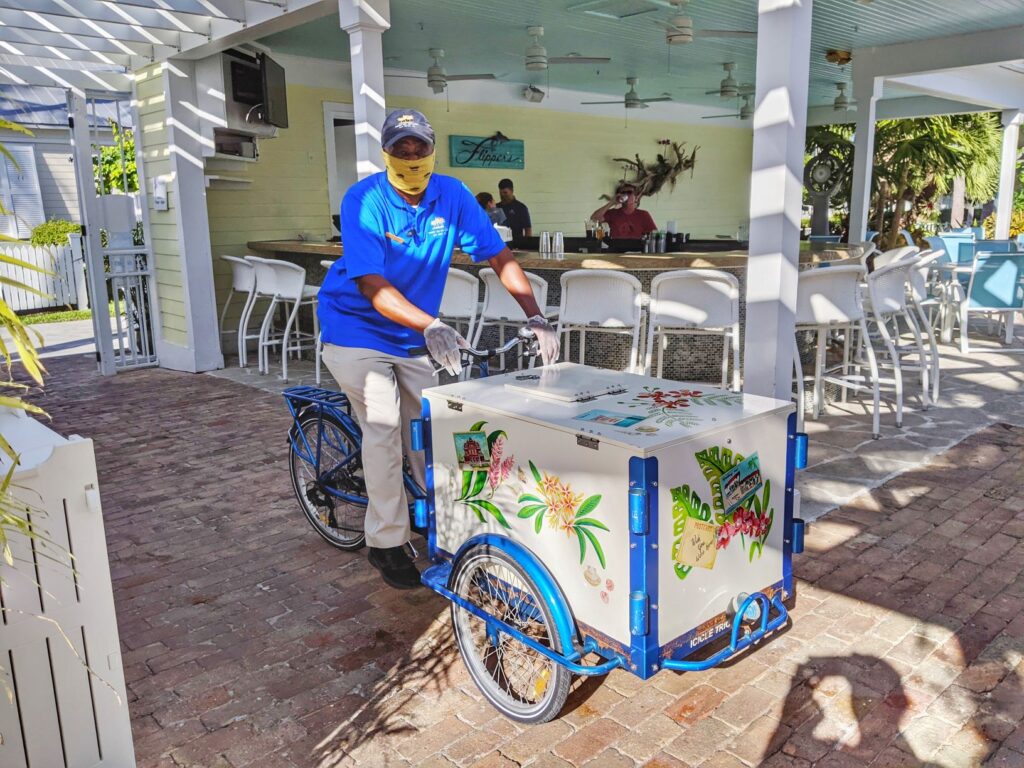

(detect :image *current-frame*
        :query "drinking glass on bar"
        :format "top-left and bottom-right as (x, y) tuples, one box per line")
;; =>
(553, 231), (564, 257)
(540, 231), (551, 256)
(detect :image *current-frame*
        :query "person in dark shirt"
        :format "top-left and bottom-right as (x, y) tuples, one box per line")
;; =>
(591, 182), (657, 239)
(497, 178), (532, 239)
(475, 191), (507, 225)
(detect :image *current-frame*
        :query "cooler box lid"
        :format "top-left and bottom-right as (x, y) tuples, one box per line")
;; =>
(425, 363), (793, 454)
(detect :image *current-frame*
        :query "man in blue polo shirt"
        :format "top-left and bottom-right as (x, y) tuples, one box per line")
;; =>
(319, 110), (559, 589)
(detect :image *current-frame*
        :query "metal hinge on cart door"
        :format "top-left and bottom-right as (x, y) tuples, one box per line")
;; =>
(576, 434), (599, 450)
(446, 400), (462, 411)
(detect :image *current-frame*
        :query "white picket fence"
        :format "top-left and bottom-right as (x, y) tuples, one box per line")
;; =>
(0, 235), (88, 313)
(0, 409), (135, 767)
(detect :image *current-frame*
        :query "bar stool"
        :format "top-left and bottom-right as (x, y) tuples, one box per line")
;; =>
(315, 259), (335, 386)
(439, 268), (481, 348)
(644, 269), (740, 390)
(557, 269), (643, 373)
(793, 265), (883, 437)
(471, 267), (559, 370)
(246, 256), (319, 382)
(907, 251), (943, 403)
(219, 255), (256, 366)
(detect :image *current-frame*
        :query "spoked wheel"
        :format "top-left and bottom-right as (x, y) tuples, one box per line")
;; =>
(449, 545), (571, 723)
(288, 409), (367, 550)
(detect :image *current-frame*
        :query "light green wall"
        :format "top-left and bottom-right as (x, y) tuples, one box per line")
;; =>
(205, 82), (753, 313)
(136, 63), (188, 347)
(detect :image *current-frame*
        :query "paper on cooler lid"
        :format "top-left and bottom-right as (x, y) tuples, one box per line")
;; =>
(502, 365), (628, 403)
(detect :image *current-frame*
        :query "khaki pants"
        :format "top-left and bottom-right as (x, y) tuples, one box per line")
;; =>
(322, 344), (435, 548)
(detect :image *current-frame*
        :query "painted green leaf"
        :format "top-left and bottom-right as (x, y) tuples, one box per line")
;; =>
(518, 493), (544, 504)
(574, 518), (610, 532)
(461, 501), (485, 523)
(529, 460), (542, 485)
(674, 562), (693, 580)
(517, 504), (546, 518)
(749, 540), (763, 562)
(469, 470), (487, 498)
(534, 511), (544, 534)
(472, 499), (511, 529)
(580, 526), (607, 569)
(575, 528), (586, 564)
(470, 420), (487, 432)
(671, 484), (712, 522)
(459, 470), (473, 501)
(694, 446), (745, 512)
(575, 494), (602, 519)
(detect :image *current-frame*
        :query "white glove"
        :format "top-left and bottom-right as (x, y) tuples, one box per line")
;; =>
(424, 318), (467, 376)
(525, 315), (560, 366)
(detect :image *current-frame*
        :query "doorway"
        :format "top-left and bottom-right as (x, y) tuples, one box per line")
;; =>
(323, 102), (356, 235)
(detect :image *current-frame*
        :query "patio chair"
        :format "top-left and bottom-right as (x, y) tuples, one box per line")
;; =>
(958, 251), (1024, 354)
(439, 268), (481, 351)
(557, 269), (644, 374)
(246, 256), (319, 381)
(907, 251), (943, 403)
(867, 245), (917, 273)
(793, 265), (884, 437)
(644, 269), (740, 390)
(219, 255), (256, 367)
(470, 268), (558, 371)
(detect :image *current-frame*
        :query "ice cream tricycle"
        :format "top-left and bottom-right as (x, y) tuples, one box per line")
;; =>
(411, 361), (808, 723)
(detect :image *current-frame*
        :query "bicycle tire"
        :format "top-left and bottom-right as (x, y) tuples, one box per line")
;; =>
(288, 408), (367, 551)
(449, 544), (571, 723)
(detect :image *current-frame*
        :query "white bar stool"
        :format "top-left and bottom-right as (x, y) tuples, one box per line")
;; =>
(246, 256), (319, 382)
(644, 269), (740, 390)
(907, 251), (943, 403)
(219, 255), (256, 367)
(471, 268), (559, 370)
(439, 267), (481, 346)
(557, 269), (643, 373)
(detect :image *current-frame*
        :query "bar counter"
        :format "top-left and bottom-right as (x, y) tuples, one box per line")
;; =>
(246, 239), (861, 381)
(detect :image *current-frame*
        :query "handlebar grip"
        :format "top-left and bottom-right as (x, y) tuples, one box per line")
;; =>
(409, 346), (429, 357)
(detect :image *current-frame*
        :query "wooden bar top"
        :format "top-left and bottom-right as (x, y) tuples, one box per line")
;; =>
(246, 240), (861, 271)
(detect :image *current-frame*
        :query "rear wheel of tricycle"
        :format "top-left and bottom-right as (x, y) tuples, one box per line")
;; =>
(288, 409), (367, 551)
(449, 545), (571, 723)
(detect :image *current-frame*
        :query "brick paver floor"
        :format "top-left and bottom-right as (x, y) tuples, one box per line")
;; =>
(31, 354), (1024, 768)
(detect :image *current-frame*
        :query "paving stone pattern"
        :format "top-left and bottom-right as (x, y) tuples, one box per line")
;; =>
(31, 355), (1024, 768)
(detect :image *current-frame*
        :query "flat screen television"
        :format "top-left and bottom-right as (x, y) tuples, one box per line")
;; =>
(260, 53), (288, 128)
(230, 59), (262, 106)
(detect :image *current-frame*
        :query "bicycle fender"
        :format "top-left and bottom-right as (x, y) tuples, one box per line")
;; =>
(451, 533), (578, 657)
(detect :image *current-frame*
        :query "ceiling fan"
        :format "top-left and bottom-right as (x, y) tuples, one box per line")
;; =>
(581, 77), (671, 109)
(702, 92), (754, 121)
(704, 62), (753, 99)
(385, 48), (496, 94)
(833, 82), (857, 112)
(523, 26), (610, 71)
(656, 0), (756, 44)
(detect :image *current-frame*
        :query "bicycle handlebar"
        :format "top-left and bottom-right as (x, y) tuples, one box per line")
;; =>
(409, 328), (538, 361)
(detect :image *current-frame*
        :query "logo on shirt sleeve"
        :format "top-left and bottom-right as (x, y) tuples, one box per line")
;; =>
(428, 216), (447, 238)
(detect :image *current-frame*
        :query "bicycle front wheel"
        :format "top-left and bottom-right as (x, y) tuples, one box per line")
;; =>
(288, 409), (367, 551)
(449, 545), (571, 723)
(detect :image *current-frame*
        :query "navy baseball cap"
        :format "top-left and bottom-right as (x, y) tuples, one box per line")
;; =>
(381, 109), (435, 150)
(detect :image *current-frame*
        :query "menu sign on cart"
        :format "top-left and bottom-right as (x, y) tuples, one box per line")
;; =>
(449, 134), (525, 169)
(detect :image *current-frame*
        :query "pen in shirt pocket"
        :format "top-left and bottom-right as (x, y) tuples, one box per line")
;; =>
(385, 231), (405, 245)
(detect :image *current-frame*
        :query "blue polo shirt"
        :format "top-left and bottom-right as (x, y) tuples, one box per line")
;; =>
(318, 172), (506, 356)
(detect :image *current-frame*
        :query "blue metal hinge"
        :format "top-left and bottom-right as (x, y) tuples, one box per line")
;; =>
(793, 432), (809, 470)
(410, 418), (424, 451)
(630, 591), (649, 636)
(629, 488), (648, 535)
(791, 518), (806, 554)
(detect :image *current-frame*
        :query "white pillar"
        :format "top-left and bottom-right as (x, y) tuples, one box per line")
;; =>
(950, 176), (966, 229)
(160, 59), (224, 372)
(743, 0), (814, 401)
(848, 76), (882, 242)
(339, 0), (390, 181)
(995, 110), (1021, 240)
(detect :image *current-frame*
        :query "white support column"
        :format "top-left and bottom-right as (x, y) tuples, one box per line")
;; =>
(743, 0), (814, 401)
(339, 0), (390, 181)
(849, 76), (883, 242)
(950, 176), (966, 229)
(161, 59), (224, 372)
(995, 110), (1022, 240)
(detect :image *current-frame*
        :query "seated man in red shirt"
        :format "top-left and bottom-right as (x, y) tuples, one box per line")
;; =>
(591, 182), (657, 240)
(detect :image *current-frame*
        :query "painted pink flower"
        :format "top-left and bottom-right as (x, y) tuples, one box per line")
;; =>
(717, 525), (732, 550)
(487, 437), (514, 495)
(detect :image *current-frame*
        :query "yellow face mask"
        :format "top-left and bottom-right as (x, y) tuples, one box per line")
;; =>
(382, 150), (435, 195)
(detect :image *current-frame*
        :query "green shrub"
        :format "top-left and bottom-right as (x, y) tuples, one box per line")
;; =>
(982, 210), (1024, 239)
(29, 219), (81, 247)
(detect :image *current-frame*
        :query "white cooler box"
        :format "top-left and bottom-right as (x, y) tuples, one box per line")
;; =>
(420, 362), (803, 676)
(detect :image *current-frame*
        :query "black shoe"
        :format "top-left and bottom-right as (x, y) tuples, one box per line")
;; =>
(367, 545), (422, 590)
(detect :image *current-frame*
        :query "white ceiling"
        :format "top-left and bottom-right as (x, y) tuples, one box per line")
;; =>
(260, 0), (1024, 111)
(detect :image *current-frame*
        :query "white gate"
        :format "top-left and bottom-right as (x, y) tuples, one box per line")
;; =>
(0, 238), (87, 312)
(0, 410), (135, 767)
(68, 91), (158, 374)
